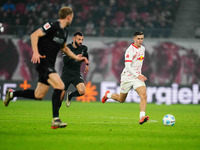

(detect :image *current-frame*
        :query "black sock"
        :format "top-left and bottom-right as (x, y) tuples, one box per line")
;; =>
(13, 90), (36, 99)
(69, 90), (80, 99)
(52, 89), (62, 118)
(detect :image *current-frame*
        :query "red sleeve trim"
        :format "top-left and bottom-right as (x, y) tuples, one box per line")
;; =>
(125, 60), (132, 62)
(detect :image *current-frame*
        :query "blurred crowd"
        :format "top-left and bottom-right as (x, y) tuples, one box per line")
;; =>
(0, 0), (181, 37)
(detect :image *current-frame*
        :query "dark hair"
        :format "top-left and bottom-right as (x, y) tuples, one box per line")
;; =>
(73, 31), (84, 37)
(59, 7), (73, 19)
(134, 31), (144, 37)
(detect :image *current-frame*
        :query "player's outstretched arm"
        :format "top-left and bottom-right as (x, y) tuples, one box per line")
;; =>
(62, 45), (89, 64)
(30, 28), (46, 64)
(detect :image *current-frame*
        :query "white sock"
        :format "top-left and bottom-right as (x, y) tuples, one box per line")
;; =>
(107, 93), (112, 99)
(140, 111), (145, 119)
(53, 117), (59, 121)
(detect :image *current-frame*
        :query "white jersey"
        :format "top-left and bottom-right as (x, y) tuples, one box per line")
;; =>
(121, 43), (145, 82)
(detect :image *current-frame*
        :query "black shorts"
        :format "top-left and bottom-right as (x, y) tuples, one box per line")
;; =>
(36, 62), (56, 85)
(61, 71), (84, 90)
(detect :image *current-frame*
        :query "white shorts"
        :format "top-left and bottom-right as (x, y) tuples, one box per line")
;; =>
(120, 78), (146, 93)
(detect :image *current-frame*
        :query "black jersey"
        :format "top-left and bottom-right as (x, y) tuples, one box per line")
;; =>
(38, 20), (68, 67)
(62, 43), (88, 73)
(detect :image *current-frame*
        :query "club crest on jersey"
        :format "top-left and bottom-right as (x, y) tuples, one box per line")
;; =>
(126, 54), (129, 58)
(43, 22), (51, 30)
(137, 56), (144, 61)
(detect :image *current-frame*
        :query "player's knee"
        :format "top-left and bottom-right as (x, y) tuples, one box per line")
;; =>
(119, 99), (125, 103)
(34, 91), (45, 100)
(55, 82), (65, 90)
(140, 93), (147, 100)
(35, 94), (44, 100)
(59, 82), (65, 90)
(78, 89), (85, 96)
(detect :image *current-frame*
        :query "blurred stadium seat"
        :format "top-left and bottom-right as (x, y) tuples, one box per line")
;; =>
(0, 0), (182, 37)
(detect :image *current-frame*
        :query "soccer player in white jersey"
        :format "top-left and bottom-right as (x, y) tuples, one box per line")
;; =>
(102, 31), (149, 125)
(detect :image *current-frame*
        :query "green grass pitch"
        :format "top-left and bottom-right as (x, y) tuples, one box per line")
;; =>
(0, 100), (200, 150)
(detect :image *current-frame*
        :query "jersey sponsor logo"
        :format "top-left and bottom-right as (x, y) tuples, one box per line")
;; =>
(43, 22), (51, 30)
(137, 56), (144, 61)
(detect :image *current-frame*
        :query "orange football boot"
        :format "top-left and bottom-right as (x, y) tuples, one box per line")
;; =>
(101, 90), (110, 103)
(139, 116), (149, 125)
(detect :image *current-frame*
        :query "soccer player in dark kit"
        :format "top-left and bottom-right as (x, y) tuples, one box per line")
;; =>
(61, 32), (89, 107)
(4, 7), (89, 129)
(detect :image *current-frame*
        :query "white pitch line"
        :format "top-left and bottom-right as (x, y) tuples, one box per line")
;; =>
(67, 115), (158, 123)
(149, 120), (158, 122)
(68, 121), (133, 124)
(67, 121), (157, 124)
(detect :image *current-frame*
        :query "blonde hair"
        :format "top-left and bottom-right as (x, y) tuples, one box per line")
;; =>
(58, 7), (73, 19)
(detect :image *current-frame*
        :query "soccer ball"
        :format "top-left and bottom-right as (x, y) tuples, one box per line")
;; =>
(162, 114), (175, 126)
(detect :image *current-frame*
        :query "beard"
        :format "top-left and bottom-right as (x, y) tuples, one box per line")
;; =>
(75, 41), (82, 48)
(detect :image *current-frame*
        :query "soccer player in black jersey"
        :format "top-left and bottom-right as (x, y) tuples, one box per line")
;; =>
(4, 7), (89, 129)
(61, 32), (89, 107)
